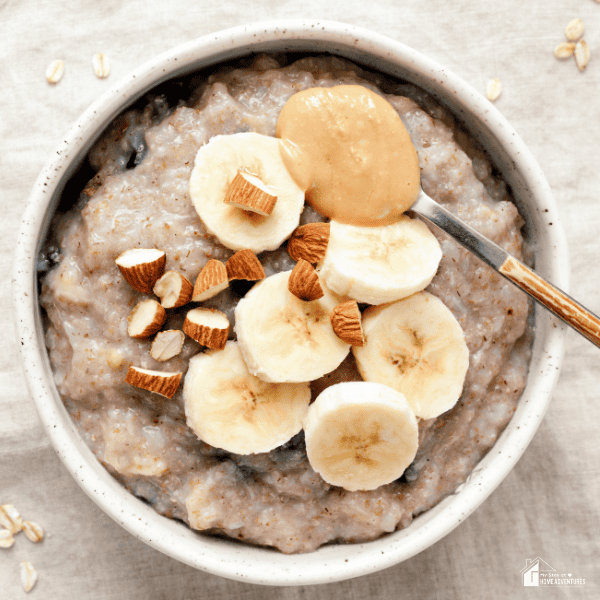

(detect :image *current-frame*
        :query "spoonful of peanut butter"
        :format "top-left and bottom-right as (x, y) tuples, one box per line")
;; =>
(276, 85), (420, 226)
(276, 84), (600, 348)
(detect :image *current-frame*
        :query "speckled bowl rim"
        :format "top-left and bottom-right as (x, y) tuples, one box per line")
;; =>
(13, 19), (568, 586)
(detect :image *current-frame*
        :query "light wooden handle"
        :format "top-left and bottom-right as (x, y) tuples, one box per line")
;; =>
(412, 191), (600, 348)
(500, 256), (600, 346)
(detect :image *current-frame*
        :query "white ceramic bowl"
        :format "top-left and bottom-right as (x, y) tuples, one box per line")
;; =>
(13, 20), (568, 585)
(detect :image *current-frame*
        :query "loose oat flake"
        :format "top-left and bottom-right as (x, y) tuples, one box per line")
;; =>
(22, 521), (44, 543)
(0, 504), (24, 534)
(565, 18), (585, 42)
(45, 59), (64, 84)
(92, 53), (110, 78)
(554, 42), (576, 58)
(20, 561), (38, 593)
(575, 39), (591, 71)
(486, 78), (502, 101)
(0, 528), (15, 548)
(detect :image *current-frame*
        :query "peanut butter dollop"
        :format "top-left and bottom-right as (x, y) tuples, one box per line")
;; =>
(276, 85), (420, 226)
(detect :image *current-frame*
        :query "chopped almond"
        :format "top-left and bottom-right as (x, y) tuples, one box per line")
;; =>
(226, 249), (265, 281)
(331, 300), (364, 346)
(151, 330), (185, 362)
(127, 299), (167, 339)
(153, 270), (193, 308)
(116, 248), (166, 294)
(193, 259), (229, 302)
(125, 366), (182, 398)
(288, 260), (324, 301)
(287, 222), (330, 263)
(183, 307), (230, 350)
(224, 170), (278, 216)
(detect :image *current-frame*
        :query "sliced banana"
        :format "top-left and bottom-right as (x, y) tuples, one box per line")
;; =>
(318, 216), (442, 305)
(189, 133), (305, 253)
(353, 291), (469, 419)
(234, 270), (350, 383)
(183, 341), (311, 454)
(303, 381), (418, 491)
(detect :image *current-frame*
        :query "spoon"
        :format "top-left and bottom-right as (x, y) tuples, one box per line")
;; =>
(409, 190), (600, 348)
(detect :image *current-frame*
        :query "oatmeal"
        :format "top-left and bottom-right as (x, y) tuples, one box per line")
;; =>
(40, 55), (531, 554)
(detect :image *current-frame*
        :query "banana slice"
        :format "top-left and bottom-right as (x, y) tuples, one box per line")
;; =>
(303, 381), (418, 491)
(234, 270), (350, 383)
(353, 291), (469, 419)
(189, 133), (305, 253)
(183, 341), (310, 454)
(318, 216), (442, 305)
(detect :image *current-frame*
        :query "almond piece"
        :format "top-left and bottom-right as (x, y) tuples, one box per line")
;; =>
(287, 222), (330, 263)
(151, 330), (185, 362)
(331, 300), (365, 346)
(183, 307), (230, 349)
(288, 260), (324, 301)
(125, 366), (182, 399)
(575, 39), (591, 71)
(116, 248), (166, 294)
(127, 299), (167, 339)
(193, 259), (229, 301)
(224, 170), (278, 216)
(153, 270), (193, 308)
(225, 249), (265, 281)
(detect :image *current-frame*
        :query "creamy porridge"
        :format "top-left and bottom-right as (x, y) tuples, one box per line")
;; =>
(39, 55), (531, 554)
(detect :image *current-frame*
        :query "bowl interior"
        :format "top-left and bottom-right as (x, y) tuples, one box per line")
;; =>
(14, 20), (568, 585)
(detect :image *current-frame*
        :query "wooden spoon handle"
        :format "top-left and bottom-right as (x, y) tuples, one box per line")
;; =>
(411, 191), (600, 348)
(499, 256), (600, 345)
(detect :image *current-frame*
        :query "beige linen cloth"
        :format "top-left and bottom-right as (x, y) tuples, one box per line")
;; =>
(1, 0), (599, 597)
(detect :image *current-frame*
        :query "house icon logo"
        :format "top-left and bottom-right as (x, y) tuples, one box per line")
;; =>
(521, 557), (556, 586)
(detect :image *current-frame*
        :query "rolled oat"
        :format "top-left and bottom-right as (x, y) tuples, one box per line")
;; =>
(0, 504), (23, 534)
(92, 52), (110, 79)
(554, 42), (576, 58)
(565, 18), (585, 42)
(45, 59), (64, 84)
(575, 39), (591, 71)
(22, 521), (44, 543)
(0, 528), (15, 549)
(486, 77), (503, 101)
(20, 561), (38, 593)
